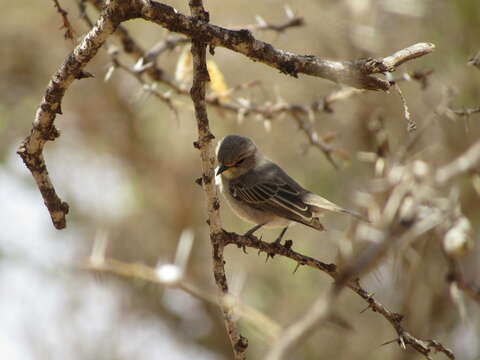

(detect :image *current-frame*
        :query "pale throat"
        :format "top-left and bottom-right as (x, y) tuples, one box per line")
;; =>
(221, 168), (237, 179)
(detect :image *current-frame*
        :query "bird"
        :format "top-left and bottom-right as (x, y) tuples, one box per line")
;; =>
(215, 134), (364, 244)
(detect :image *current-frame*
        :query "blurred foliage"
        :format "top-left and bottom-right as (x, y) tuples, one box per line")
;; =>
(1, 0), (479, 359)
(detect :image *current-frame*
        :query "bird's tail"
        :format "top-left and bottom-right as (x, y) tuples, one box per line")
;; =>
(302, 193), (367, 222)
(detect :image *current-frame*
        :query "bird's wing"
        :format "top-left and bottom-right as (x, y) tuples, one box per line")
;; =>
(303, 193), (367, 221)
(229, 177), (324, 230)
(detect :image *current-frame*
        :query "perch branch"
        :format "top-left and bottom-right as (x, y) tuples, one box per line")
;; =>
(189, 1), (248, 358)
(223, 231), (455, 360)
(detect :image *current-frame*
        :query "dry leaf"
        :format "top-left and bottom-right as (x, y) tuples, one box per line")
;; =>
(207, 60), (230, 102)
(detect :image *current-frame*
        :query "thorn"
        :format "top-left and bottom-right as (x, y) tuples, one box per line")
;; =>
(359, 304), (370, 314)
(193, 141), (200, 149)
(75, 70), (94, 79)
(209, 44), (215, 55)
(195, 177), (203, 186)
(380, 338), (400, 347)
(265, 251), (275, 262)
(55, 104), (63, 114)
(293, 262), (301, 274)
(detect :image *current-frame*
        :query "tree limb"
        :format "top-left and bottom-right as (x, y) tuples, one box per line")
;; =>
(224, 231), (455, 360)
(139, 1), (434, 90)
(189, 1), (248, 358)
(17, 0), (133, 229)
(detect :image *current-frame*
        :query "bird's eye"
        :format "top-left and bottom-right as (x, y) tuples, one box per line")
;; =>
(235, 158), (245, 166)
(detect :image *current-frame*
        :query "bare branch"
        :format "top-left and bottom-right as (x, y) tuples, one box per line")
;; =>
(451, 107), (480, 117)
(223, 231), (455, 360)
(436, 140), (480, 184)
(265, 291), (333, 360)
(79, 0), (433, 170)
(85, 257), (281, 340)
(52, 0), (76, 41)
(139, 2), (434, 90)
(379, 43), (435, 71)
(17, 1), (131, 229)
(144, 36), (191, 63)
(243, 13), (304, 33)
(189, 1), (248, 358)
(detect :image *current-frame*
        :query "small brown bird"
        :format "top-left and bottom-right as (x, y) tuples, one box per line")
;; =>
(216, 135), (364, 243)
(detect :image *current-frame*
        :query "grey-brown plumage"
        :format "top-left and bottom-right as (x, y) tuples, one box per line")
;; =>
(216, 135), (364, 241)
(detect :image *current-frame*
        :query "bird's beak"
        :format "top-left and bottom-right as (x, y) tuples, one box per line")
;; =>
(216, 164), (229, 176)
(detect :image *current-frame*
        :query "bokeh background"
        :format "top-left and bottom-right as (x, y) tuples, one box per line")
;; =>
(1, 0), (479, 359)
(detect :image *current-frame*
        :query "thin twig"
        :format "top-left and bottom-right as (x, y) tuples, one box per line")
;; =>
(394, 83), (416, 133)
(243, 12), (304, 33)
(451, 107), (480, 117)
(264, 290), (334, 360)
(139, 2), (435, 90)
(436, 140), (480, 184)
(85, 257), (281, 340)
(52, 0), (76, 41)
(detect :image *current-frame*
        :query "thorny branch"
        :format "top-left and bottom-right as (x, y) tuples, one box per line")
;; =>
(89, 1), (434, 90)
(223, 232), (455, 360)
(189, 0), (248, 358)
(80, 0), (433, 171)
(17, 0), (130, 229)
(52, 0), (76, 41)
(18, 1), (463, 359)
(139, 2), (434, 90)
(22, 0), (434, 229)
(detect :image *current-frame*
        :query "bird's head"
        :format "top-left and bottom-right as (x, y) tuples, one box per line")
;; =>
(216, 135), (258, 179)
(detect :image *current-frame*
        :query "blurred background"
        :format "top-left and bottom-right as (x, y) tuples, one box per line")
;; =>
(1, 0), (479, 359)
